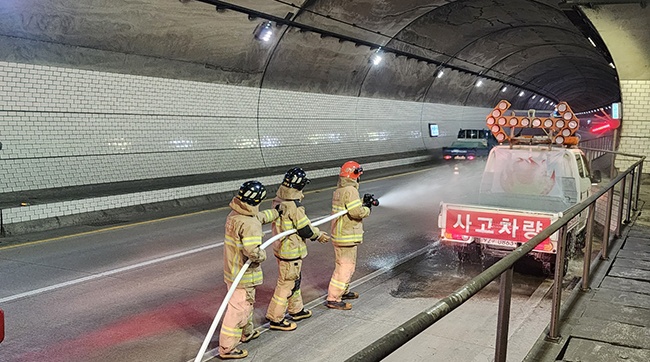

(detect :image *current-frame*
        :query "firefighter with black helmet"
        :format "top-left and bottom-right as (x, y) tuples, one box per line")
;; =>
(265, 167), (330, 331)
(326, 161), (373, 310)
(218, 180), (279, 360)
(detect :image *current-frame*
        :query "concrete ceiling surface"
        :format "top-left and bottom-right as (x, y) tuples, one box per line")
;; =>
(582, 5), (650, 80)
(0, 0), (637, 111)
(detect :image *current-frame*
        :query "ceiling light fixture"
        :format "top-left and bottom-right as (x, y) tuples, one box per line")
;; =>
(253, 21), (273, 42)
(588, 37), (596, 47)
(370, 49), (383, 66)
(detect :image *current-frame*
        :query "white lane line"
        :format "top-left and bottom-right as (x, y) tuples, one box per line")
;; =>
(0, 242), (223, 304)
(0, 228), (281, 304)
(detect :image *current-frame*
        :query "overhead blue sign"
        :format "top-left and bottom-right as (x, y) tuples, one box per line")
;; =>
(612, 102), (621, 119)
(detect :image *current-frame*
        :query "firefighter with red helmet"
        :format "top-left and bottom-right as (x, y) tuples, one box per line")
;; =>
(265, 167), (330, 331)
(218, 181), (279, 360)
(326, 161), (374, 310)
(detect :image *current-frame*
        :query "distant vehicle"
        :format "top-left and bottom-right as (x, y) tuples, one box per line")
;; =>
(442, 129), (497, 160)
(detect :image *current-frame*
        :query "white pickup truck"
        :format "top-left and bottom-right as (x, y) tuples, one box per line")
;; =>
(438, 100), (600, 274)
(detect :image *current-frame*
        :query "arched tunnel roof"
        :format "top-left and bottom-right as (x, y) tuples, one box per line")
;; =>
(0, 0), (622, 111)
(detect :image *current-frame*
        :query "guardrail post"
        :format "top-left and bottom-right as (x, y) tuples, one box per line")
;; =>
(547, 225), (568, 341)
(581, 203), (596, 291)
(1, 308), (4, 344)
(634, 162), (643, 211)
(609, 129), (618, 178)
(495, 267), (513, 362)
(602, 188), (614, 260)
(616, 174), (626, 237)
(626, 169), (634, 223)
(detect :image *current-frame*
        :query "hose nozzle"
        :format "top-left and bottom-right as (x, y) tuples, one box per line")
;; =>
(363, 193), (379, 208)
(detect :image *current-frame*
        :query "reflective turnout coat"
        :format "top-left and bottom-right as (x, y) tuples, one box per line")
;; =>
(272, 185), (321, 260)
(331, 177), (371, 246)
(223, 197), (278, 287)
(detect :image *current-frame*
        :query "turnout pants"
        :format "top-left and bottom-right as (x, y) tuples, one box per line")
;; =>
(218, 283), (256, 355)
(327, 245), (357, 302)
(266, 259), (303, 322)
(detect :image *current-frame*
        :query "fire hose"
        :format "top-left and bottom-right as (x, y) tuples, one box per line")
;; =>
(193, 209), (349, 362)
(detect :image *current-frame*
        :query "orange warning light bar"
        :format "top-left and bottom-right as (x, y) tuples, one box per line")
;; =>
(486, 100), (580, 146)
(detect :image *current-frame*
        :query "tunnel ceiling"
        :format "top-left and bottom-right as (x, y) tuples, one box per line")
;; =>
(0, 0), (624, 111)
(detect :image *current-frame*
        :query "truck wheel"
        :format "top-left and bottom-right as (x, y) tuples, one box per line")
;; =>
(480, 255), (498, 270)
(458, 250), (471, 263)
(543, 255), (568, 277)
(563, 249), (570, 276)
(544, 260), (568, 277)
(456, 244), (480, 264)
(574, 230), (586, 252)
(542, 261), (553, 276)
(566, 232), (577, 259)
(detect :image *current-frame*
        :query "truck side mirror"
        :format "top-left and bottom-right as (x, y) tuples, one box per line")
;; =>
(590, 170), (602, 185)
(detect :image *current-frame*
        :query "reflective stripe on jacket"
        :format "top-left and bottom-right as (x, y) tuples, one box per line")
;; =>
(272, 185), (319, 260)
(223, 197), (278, 287)
(331, 177), (370, 246)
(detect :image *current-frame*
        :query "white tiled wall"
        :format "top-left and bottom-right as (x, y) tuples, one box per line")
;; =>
(616, 80), (650, 172)
(1, 156), (430, 224)
(0, 60), (489, 226)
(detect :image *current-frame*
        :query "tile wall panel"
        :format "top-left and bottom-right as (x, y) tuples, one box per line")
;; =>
(0, 62), (258, 117)
(1, 149), (263, 192)
(422, 103), (469, 122)
(355, 97), (423, 120)
(616, 80), (650, 172)
(1, 156), (430, 224)
(259, 89), (357, 119)
(262, 143), (363, 167)
(0, 112), (259, 159)
(258, 119), (357, 147)
(461, 106), (494, 121)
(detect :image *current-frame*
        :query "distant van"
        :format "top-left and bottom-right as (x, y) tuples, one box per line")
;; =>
(443, 129), (498, 160)
(457, 129), (498, 148)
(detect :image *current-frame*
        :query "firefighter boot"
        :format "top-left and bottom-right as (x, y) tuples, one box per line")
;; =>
(269, 318), (297, 331)
(325, 301), (352, 310)
(240, 330), (260, 343)
(289, 309), (312, 321)
(341, 291), (359, 300)
(219, 349), (248, 360)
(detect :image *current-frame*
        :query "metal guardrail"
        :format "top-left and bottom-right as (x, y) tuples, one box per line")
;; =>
(345, 150), (645, 362)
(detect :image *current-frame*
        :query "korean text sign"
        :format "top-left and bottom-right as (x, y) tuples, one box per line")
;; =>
(445, 206), (552, 243)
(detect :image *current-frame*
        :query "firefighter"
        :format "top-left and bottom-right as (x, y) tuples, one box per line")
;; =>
(266, 167), (330, 330)
(326, 161), (372, 310)
(218, 181), (279, 360)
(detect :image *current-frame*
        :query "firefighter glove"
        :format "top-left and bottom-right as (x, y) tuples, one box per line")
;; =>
(248, 247), (266, 267)
(274, 203), (283, 217)
(314, 231), (330, 243)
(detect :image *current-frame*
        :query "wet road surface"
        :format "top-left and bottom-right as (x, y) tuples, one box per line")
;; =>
(0, 162), (552, 361)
